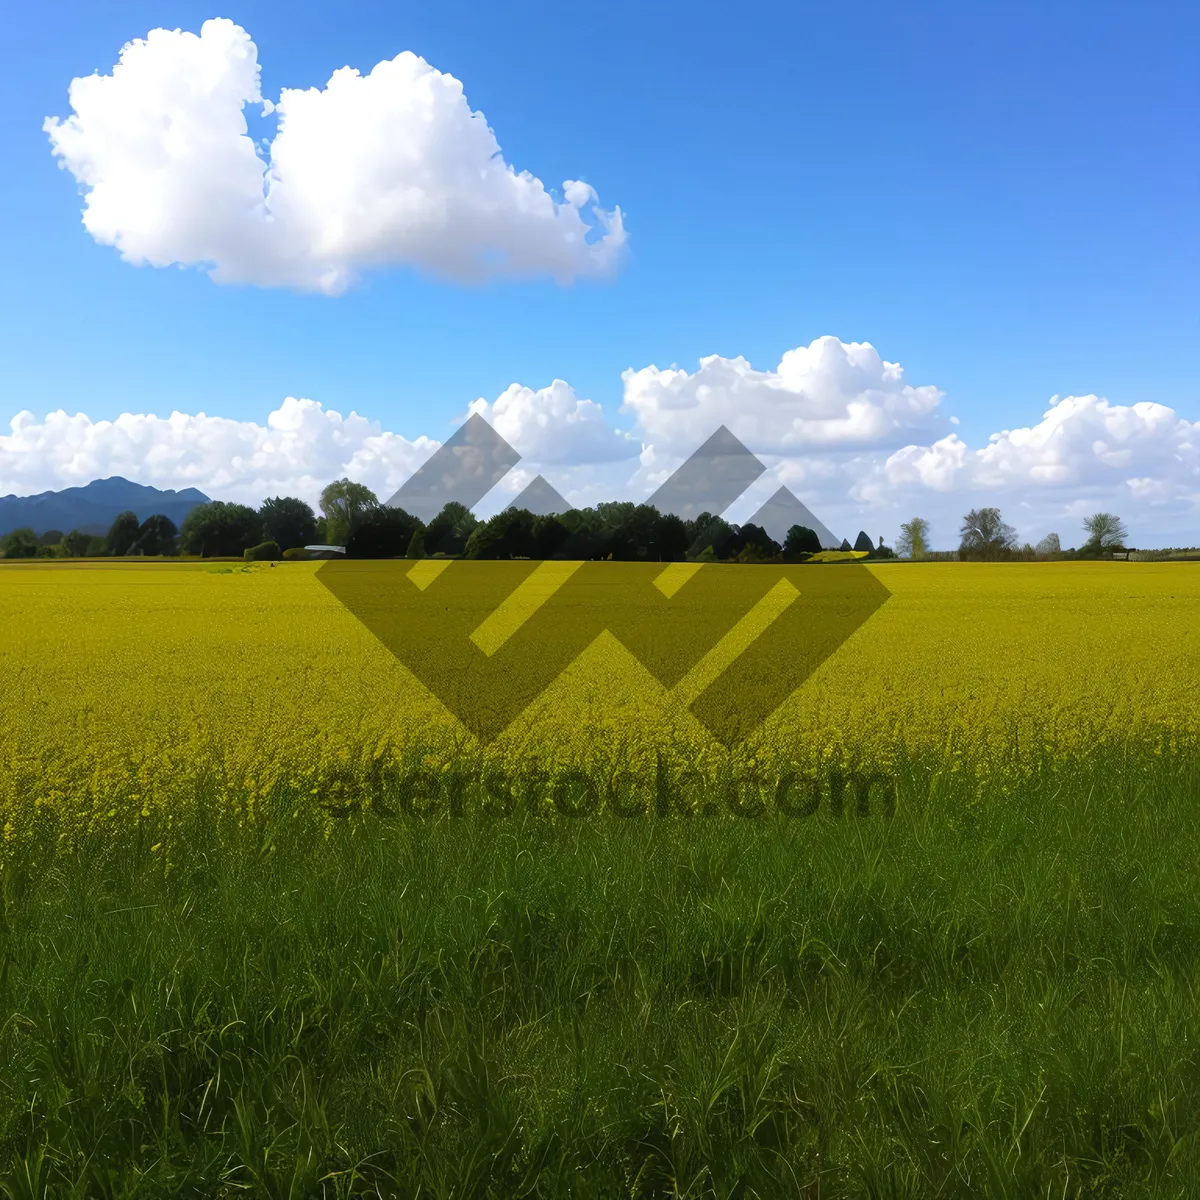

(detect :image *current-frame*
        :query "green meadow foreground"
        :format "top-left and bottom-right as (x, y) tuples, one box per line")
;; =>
(1, 561), (1199, 1195)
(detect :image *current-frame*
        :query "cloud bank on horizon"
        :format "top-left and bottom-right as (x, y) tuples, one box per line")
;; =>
(44, 18), (625, 293)
(3, 337), (1197, 548)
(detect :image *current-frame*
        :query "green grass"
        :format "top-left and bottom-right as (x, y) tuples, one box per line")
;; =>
(3, 750), (1200, 1197)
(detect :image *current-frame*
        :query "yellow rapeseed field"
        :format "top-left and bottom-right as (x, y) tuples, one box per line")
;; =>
(2, 559), (1198, 840)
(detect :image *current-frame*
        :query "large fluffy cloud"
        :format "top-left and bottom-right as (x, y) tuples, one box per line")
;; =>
(466, 380), (637, 465)
(0, 399), (437, 507)
(615, 340), (1200, 544)
(44, 19), (625, 293)
(862, 395), (1200, 505)
(5, 339), (1198, 545)
(621, 336), (945, 454)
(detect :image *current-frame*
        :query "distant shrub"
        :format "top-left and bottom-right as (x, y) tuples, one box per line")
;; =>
(244, 540), (282, 562)
(282, 547), (309, 561)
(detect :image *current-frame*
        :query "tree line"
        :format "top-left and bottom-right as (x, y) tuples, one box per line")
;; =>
(13, 480), (1136, 565)
(895, 509), (1133, 560)
(1, 478), (895, 563)
(0, 497), (320, 560)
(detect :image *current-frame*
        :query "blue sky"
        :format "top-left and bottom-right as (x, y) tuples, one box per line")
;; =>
(1, 1), (1197, 544)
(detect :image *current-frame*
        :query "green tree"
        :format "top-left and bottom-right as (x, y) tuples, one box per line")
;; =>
(244, 540), (282, 561)
(853, 530), (875, 554)
(959, 508), (1017, 560)
(319, 479), (378, 545)
(464, 508), (539, 559)
(1081, 512), (1129, 554)
(896, 517), (930, 560)
(344, 506), (422, 559)
(784, 524), (822, 558)
(2, 528), (38, 558)
(650, 511), (689, 561)
(106, 511), (142, 557)
(134, 514), (178, 556)
(555, 507), (609, 558)
(596, 501), (636, 529)
(179, 502), (264, 557)
(406, 527), (426, 559)
(606, 505), (687, 561)
(60, 530), (92, 558)
(727, 523), (780, 562)
(259, 496), (318, 552)
(423, 501), (479, 556)
(532, 514), (572, 558)
(1036, 532), (1061, 556)
(39, 530), (64, 548)
(686, 513), (734, 559)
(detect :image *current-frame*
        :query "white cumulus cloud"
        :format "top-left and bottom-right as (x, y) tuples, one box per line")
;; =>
(466, 379), (638, 466)
(870, 395), (1200, 502)
(845, 393), (1200, 547)
(5, 347), (1198, 547)
(0, 399), (437, 507)
(621, 335), (945, 454)
(44, 18), (625, 293)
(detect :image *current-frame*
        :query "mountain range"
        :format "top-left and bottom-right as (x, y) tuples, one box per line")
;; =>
(0, 478), (211, 537)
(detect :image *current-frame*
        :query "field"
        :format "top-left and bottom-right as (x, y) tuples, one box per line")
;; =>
(2, 560), (1199, 1195)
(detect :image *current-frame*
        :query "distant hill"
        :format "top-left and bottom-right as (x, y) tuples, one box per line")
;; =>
(0, 477), (211, 537)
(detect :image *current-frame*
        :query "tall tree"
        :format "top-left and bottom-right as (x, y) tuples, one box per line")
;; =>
(555, 507), (608, 558)
(2, 528), (38, 558)
(1082, 512), (1129, 553)
(729, 523), (781, 563)
(784, 525), (822, 558)
(106, 511), (141, 557)
(179, 502), (263, 557)
(259, 496), (318, 552)
(344, 506), (422, 559)
(596, 501), (636, 529)
(959, 508), (1017, 560)
(464, 508), (539, 559)
(654, 513), (690, 562)
(319, 480), (378, 545)
(1036, 532), (1061, 556)
(134, 514), (178, 556)
(607, 505), (687, 561)
(853, 531), (875, 553)
(896, 517), (930, 560)
(424, 501), (479, 555)
(686, 512), (735, 559)
(532, 514), (572, 558)
(60, 530), (92, 558)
